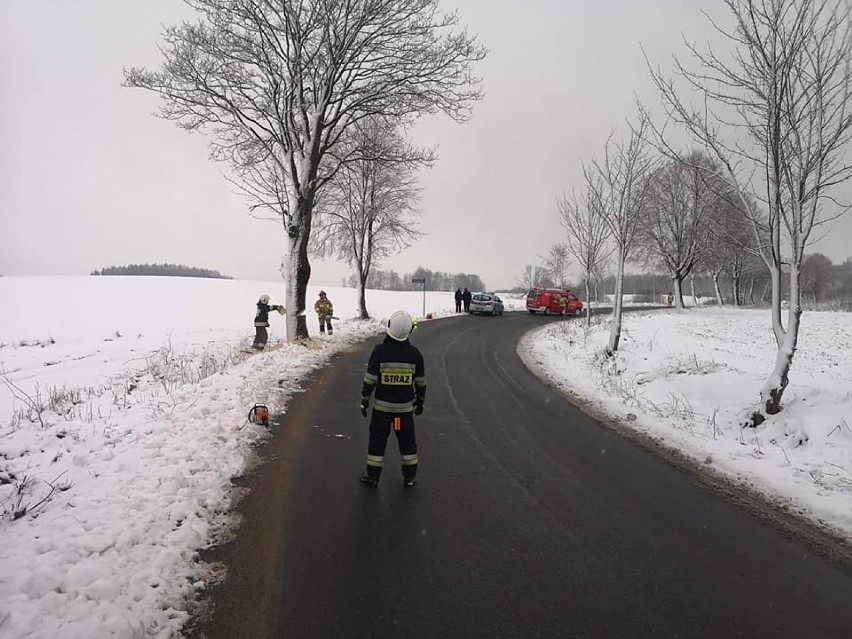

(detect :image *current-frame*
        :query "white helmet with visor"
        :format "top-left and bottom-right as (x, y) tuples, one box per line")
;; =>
(386, 310), (416, 341)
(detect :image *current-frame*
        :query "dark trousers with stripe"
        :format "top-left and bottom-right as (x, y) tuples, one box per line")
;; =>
(366, 411), (417, 480)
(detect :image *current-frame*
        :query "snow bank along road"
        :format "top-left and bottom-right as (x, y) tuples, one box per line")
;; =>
(190, 312), (852, 639)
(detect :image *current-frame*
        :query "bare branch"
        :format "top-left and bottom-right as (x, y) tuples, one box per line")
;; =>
(125, 0), (486, 339)
(646, 0), (852, 415)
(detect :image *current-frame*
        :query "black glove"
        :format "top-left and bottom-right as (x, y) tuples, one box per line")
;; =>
(359, 398), (369, 417)
(414, 400), (424, 416)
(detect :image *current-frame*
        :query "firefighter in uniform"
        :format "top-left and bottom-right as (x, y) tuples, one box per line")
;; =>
(253, 294), (283, 350)
(359, 310), (426, 488)
(315, 290), (334, 335)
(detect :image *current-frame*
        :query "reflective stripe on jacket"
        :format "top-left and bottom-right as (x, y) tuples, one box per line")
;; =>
(361, 336), (426, 413)
(315, 298), (334, 318)
(255, 302), (280, 327)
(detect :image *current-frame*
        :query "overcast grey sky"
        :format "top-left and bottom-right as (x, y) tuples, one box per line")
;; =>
(2, 0), (851, 289)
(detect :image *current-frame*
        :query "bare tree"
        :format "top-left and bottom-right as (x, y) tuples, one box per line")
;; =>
(729, 231), (766, 306)
(587, 117), (657, 354)
(649, 0), (852, 418)
(696, 190), (763, 306)
(700, 238), (729, 306)
(638, 153), (721, 308)
(312, 119), (431, 319)
(125, 0), (486, 340)
(558, 186), (610, 326)
(740, 250), (767, 305)
(516, 265), (547, 291)
(541, 244), (570, 289)
(800, 253), (834, 303)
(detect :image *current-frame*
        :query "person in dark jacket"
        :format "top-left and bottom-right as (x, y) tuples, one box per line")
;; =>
(454, 287), (463, 313)
(253, 294), (284, 350)
(359, 310), (426, 488)
(462, 287), (472, 313)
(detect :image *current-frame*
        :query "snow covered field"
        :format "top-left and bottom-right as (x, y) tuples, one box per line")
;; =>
(1, 276), (850, 637)
(0, 276), (508, 638)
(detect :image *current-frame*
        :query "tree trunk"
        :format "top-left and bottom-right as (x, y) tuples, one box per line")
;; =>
(768, 262), (784, 347)
(747, 276), (755, 305)
(760, 265), (802, 415)
(731, 261), (742, 306)
(584, 277), (592, 327)
(606, 248), (626, 355)
(283, 195), (313, 341)
(713, 271), (724, 306)
(673, 275), (685, 308)
(357, 268), (369, 320)
(689, 274), (697, 307)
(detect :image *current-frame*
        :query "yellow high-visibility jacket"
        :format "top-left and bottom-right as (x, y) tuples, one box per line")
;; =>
(315, 298), (334, 319)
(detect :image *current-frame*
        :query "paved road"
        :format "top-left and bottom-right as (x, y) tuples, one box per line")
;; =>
(192, 312), (852, 639)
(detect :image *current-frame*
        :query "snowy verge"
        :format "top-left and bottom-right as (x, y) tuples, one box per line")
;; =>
(0, 320), (385, 639)
(519, 307), (852, 544)
(0, 275), (529, 638)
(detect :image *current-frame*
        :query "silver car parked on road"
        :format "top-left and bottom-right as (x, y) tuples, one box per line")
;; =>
(469, 292), (504, 316)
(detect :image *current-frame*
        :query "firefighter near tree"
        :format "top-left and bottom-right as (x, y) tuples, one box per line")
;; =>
(253, 294), (284, 350)
(358, 310), (426, 488)
(315, 290), (334, 335)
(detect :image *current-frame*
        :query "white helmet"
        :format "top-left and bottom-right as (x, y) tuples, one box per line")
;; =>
(259, 294), (270, 304)
(386, 310), (415, 341)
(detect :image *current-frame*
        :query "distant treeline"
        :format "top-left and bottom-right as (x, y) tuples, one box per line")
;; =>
(604, 254), (852, 309)
(345, 266), (486, 292)
(504, 253), (852, 309)
(91, 263), (233, 279)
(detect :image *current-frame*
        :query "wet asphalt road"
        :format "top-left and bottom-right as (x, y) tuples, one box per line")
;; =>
(192, 311), (852, 639)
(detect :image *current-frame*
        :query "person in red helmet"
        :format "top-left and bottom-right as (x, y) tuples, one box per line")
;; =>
(314, 290), (334, 335)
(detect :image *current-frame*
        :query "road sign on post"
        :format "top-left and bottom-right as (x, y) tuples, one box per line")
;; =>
(411, 278), (426, 316)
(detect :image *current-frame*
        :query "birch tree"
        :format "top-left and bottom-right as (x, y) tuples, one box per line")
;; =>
(649, 0), (852, 418)
(311, 119), (430, 319)
(587, 119), (656, 354)
(125, 0), (486, 340)
(558, 186), (610, 327)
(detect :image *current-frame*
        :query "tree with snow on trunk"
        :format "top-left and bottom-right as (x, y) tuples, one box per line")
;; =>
(311, 118), (430, 320)
(125, 0), (486, 341)
(649, 0), (852, 420)
(586, 117), (656, 354)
